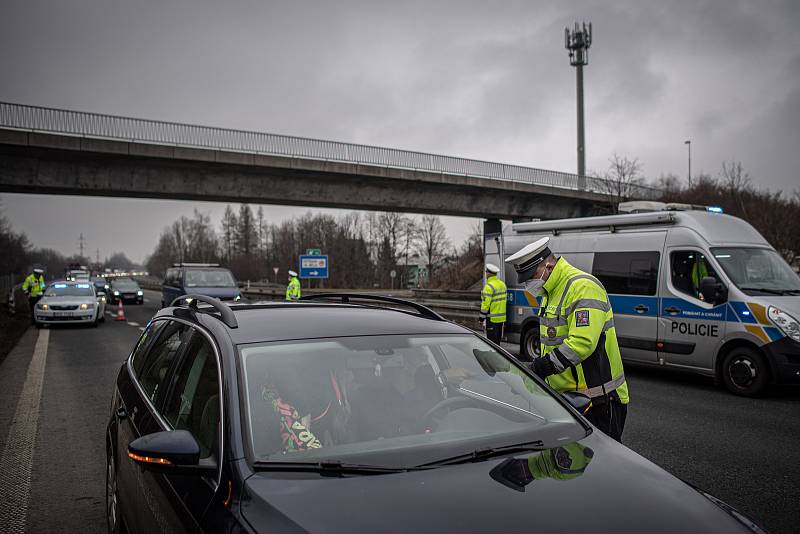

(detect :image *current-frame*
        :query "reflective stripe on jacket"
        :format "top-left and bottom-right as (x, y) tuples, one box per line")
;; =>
(480, 275), (507, 324)
(537, 257), (629, 404)
(23, 274), (46, 297)
(286, 277), (301, 301)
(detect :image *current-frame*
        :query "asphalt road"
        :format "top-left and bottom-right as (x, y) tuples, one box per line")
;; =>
(0, 289), (797, 533)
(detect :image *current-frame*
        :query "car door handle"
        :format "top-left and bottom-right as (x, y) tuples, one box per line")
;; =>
(634, 304), (649, 314)
(664, 306), (681, 315)
(116, 407), (128, 419)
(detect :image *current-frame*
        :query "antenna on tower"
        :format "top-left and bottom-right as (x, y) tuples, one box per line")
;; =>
(565, 21), (593, 190)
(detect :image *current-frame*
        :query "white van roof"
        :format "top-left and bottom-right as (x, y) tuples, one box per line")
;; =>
(511, 210), (768, 247)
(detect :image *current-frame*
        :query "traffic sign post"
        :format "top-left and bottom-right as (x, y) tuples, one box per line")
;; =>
(299, 255), (329, 279)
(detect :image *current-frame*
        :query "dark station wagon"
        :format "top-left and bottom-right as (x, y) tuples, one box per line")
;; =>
(106, 294), (767, 534)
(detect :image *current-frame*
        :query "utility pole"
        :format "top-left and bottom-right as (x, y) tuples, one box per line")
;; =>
(78, 233), (86, 260)
(565, 21), (593, 190)
(684, 140), (692, 187)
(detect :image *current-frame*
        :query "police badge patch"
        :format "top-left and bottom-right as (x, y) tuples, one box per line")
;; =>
(547, 326), (557, 339)
(575, 310), (590, 327)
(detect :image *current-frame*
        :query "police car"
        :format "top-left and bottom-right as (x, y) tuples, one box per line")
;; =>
(106, 294), (765, 533)
(486, 202), (800, 396)
(35, 281), (106, 326)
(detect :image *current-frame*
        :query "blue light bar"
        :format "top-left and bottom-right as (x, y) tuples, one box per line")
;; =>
(706, 206), (724, 214)
(54, 284), (67, 288)
(77, 284), (91, 288)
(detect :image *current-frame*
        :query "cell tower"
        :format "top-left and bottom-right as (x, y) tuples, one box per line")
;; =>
(565, 21), (593, 189)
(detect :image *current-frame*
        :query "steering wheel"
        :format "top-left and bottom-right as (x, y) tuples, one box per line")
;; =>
(421, 396), (482, 431)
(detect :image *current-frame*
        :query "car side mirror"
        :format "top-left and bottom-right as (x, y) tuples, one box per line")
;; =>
(561, 391), (591, 413)
(127, 430), (215, 475)
(699, 276), (727, 304)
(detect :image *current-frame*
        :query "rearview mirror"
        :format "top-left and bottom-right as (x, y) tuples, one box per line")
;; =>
(128, 430), (215, 475)
(561, 391), (591, 413)
(699, 276), (727, 304)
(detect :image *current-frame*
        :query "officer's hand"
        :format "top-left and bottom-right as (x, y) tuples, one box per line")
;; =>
(531, 356), (557, 379)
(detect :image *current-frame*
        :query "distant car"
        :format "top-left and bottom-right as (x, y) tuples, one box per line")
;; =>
(109, 278), (144, 305)
(66, 269), (90, 281)
(35, 281), (105, 326)
(160, 263), (241, 308)
(91, 276), (110, 295)
(106, 294), (766, 534)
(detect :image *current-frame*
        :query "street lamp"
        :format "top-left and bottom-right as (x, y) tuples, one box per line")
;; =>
(565, 21), (593, 190)
(684, 140), (692, 187)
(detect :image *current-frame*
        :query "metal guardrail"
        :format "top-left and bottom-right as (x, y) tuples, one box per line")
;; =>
(0, 101), (660, 199)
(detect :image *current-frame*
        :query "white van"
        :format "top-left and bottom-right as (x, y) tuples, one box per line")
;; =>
(485, 202), (800, 396)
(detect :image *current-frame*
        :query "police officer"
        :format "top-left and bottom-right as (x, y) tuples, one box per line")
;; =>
(506, 237), (629, 442)
(286, 270), (301, 301)
(480, 263), (507, 344)
(22, 267), (46, 324)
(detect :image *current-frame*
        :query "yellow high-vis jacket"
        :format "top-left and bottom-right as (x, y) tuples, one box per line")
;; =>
(286, 276), (301, 301)
(480, 275), (507, 324)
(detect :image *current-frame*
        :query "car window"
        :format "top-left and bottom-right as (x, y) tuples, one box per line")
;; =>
(130, 321), (167, 376)
(162, 334), (220, 459)
(137, 321), (193, 404)
(592, 251), (660, 296)
(239, 334), (581, 468)
(670, 250), (720, 300)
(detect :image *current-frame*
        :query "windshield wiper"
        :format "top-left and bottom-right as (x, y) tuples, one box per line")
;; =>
(252, 460), (430, 476)
(738, 287), (787, 296)
(418, 440), (545, 468)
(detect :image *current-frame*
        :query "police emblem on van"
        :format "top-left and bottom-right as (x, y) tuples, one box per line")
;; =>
(576, 310), (590, 327)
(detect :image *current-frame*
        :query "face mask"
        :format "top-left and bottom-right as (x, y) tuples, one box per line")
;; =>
(523, 277), (545, 296)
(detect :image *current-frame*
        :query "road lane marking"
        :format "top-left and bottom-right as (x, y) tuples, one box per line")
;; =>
(138, 327), (145, 331)
(0, 328), (50, 533)
(127, 321), (140, 327)
(143, 298), (150, 303)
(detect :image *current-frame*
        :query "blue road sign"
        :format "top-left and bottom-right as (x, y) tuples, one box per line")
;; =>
(299, 255), (329, 279)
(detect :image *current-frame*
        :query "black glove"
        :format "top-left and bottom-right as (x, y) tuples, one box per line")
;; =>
(531, 356), (557, 378)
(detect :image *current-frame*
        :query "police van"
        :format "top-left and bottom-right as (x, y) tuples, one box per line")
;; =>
(485, 202), (800, 396)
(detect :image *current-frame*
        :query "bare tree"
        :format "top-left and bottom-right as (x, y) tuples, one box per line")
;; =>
(598, 154), (645, 212)
(416, 215), (450, 286)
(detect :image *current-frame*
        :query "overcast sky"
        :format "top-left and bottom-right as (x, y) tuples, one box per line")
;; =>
(1, 0), (798, 263)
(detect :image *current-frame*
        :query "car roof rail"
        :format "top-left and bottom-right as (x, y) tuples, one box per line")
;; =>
(172, 263), (221, 267)
(299, 293), (445, 321)
(170, 294), (238, 328)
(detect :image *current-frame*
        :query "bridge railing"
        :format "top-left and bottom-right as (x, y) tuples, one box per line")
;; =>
(0, 101), (660, 199)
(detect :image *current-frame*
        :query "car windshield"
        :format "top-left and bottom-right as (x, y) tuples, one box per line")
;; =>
(112, 279), (139, 289)
(185, 269), (236, 288)
(44, 283), (94, 297)
(239, 334), (582, 468)
(712, 247), (800, 295)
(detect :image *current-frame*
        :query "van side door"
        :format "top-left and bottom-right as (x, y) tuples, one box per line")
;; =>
(592, 250), (661, 363)
(659, 249), (727, 370)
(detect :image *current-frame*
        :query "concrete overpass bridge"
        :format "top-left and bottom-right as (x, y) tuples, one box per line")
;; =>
(0, 102), (657, 219)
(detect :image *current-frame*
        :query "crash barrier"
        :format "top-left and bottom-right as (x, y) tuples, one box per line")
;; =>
(1, 274), (16, 316)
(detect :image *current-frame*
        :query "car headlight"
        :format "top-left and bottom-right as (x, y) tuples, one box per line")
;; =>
(113, 291), (120, 296)
(80, 303), (90, 310)
(104, 285), (109, 290)
(37, 303), (49, 310)
(234, 294), (242, 301)
(767, 306), (800, 343)
(137, 290), (143, 296)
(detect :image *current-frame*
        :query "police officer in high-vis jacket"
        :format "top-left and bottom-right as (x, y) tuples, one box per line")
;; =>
(480, 263), (507, 344)
(23, 267), (46, 324)
(286, 270), (301, 301)
(506, 237), (629, 442)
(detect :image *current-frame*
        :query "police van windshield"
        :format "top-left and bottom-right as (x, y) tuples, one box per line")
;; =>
(239, 334), (582, 468)
(712, 248), (800, 295)
(185, 269), (236, 288)
(45, 284), (94, 297)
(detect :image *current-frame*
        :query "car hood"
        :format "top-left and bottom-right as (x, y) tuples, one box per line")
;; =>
(743, 295), (800, 319)
(240, 432), (754, 533)
(39, 295), (95, 306)
(181, 286), (239, 298)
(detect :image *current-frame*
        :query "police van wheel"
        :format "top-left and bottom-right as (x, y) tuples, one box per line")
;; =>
(520, 327), (540, 362)
(721, 347), (768, 397)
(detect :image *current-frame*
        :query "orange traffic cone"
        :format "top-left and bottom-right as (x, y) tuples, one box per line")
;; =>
(115, 299), (127, 321)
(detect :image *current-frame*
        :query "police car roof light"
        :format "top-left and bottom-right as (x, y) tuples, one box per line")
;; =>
(512, 211), (676, 234)
(299, 293), (445, 322)
(170, 294), (238, 328)
(706, 206), (724, 213)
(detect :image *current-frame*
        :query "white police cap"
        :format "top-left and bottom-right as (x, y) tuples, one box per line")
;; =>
(485, 263), (500, 275)
(288, 270), (298, 277)
(33, 267), (44, 273)
(505, 237), (552, 281)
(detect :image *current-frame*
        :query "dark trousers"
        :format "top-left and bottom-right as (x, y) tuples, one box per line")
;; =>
(486, 322), (504, 344)
(585, 400), (627, 443)
(28, 295), (41, 323)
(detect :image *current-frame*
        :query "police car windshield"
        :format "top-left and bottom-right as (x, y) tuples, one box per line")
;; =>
(240, 334), (583, 469)
(45, 284), (94, 297)
(185, 269), (236, 288)
(712, 248), (800, 295)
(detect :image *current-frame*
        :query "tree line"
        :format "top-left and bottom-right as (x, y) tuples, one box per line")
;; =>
(145, 206), (484, 289)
